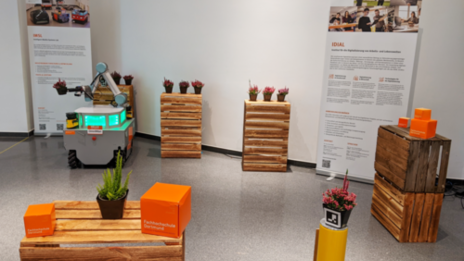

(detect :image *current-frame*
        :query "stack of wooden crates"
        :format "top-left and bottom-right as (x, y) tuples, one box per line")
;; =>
(372, 125), (451, 243)
(93, 85), (135, 116)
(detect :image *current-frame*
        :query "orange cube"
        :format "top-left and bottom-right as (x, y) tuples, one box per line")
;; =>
(23, 203), (56, 238)
(141, 183), (191, 238)
(414, 108), (432, 120)
(410, 119), (437, 139)
(398, 117), (410, 128)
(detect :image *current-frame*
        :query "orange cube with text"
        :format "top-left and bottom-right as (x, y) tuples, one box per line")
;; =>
(414, 108), (432, 120)
(141, 183), (191, 238)
(23, 203), (56, 238)
(410, 118), (437, 139)
(398, 117), (410, 128)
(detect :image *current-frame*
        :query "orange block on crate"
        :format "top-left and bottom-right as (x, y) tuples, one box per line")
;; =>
(141, 183), (191, 238)
(23, 203), (56, 238)
(414, 108), (432, 120)
(410, 118), (437, 139)
(398, 117), (410, 128)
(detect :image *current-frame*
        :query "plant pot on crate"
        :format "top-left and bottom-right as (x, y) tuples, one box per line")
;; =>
(263, 94), (272, 101)
(124, 79), (133, 85)
(249, 94), (257, 101)
(194, 87), (202, 94)
(165, 86), (173, 93)
(97, 189), (129, 219)
(180, 86), (188, 94)
(277, 94), (286, 102)
(323, 203), (352, 229)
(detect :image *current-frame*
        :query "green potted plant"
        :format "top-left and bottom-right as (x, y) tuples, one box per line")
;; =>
(191, 80), (204, 94)
(96, 152), (132, 219)
(111, 71), (122, 85)
(262, 87), (275, 101)
(179, 81), (190, 94)
(53, 78), (68, 95)
(163, 78), (174, 93)
(322, 170), (357, 229)
(123, 75), (134, 85)
(277, 87), (289, 102)
(248, 82), (261, 102)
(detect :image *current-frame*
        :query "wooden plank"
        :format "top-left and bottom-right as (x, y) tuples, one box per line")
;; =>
(242, 163), (287, 172)
(55, 210), (140, 219)
(245, 104), (291, 114)
(427, 193), (443, 243)
(245, 113), (290, 122)
(399, 193), (415, 242)
(161, 112), (202, 120)
(243, 155), (287, 164)
(161, 129), (202, 137)
(381, 125), (421, 141)
(314, 229), (319, 261)
(245, 100), (290, 105)
(20, 246), (183, 261)
(378, 127), (411, 153)
(425, 142), (441, 193)
(245, 121), (289, 129)
(244, 129), (289, 138)
(161, 105), (202, 113)
(373, 185), (403, 218)
(409, 193), (425, 242)
(53, 201), (140, 210)
(244, 139), (288, 148)
(375, 146), (408, 177)
(161, 120), (201, 128)
(244, 147), (288, 156)
(415, 141), (431, 192)
(21, 231), (182, 246)
(418, 194), (434, 242)
(371, 193), (402, 229)
(161, 92), (201, 98)
(56, 220), (141, 231)
(161, 97), (202, 105)
(404, 141), (421, 192)
(161, 143), (201, 151)
(374, 173), (405, 205)
(242, 101), (246, 171)
(374, 161), (406, 190)
(161, 137), (201, 143)
(161, 151), (201, 158)
(371, 204), (400, 241)
(436, 141), (451, 193)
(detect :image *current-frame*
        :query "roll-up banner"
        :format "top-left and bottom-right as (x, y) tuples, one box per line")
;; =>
(316, 0), (422, 182)
(26, 0), (92, 134)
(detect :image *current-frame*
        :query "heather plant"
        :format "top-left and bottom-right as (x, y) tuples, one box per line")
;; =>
(111, 71), (122, 80)
(53, 79), (66, 89)
(97, 151), (132, 201)
(248, 85), (260, 95)
(263, 87), (276, 95)
(123, 75), (134, 80)
(278, 87), (289, 96)
(191, 80), (204, 88)
(322, 169), (357, 211)
(179, 81), (190, 88)
(163, 78), (174, 88)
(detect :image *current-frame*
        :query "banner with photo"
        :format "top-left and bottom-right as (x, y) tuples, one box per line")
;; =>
(316, 0), (422, 181)
(26, 0), (92, 134)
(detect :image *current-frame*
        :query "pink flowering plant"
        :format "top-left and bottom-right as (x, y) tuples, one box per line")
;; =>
(53, 78), (66, 89)
(191, 80), (204, 88)
(163, 78), (174, 88)
(179, 81), (190, 88)
(278, 87), (289, 96)
(248, 85), (261, 95)
(322, 169), (357, 211)
(263, 87), (276, 95)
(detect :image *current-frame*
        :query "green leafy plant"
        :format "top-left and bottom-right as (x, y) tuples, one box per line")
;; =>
(97, 151), (132, 200)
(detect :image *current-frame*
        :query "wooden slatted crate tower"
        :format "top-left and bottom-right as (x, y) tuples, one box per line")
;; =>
(93, 85), (135, 116)
(242, 100), (291, 172)
(161, 93), (202, 158)
(19, 201), (185, 260)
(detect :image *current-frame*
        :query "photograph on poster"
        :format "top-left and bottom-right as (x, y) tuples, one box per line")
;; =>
(354, 0), (391, 7)
(390, 0), (422, 6)
(328, 7), (358, 32)
(26, 0), (90, 28)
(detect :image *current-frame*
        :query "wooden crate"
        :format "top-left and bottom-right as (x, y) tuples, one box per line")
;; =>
(93, 85), (135, 115)
(371, 173), (443, 243)
(242, 100), (291, 172)
(19, 201), (185, 260)
(161, 93), (202, 158)
(375, 125), (451, 193)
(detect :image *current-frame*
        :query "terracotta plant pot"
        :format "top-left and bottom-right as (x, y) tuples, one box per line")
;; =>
(180, 86), (188, 94)
(97, 189), (129, 219)
(263, 94), (272, 101)
(323, 203), (352, 229)
(277, 94), (286, 102)
(124, 79), (133, 85)
(113, 78), (121, 85)
(194, 87), (202, 94)
(249, 94), (257, 101)
(165, 86), (173, 93)
(56, 87), (67, 95)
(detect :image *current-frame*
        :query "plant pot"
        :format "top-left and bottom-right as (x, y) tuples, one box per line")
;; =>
(97, 189), (129, 219)
(164, 86), (173, 93)
(263, 94), (272, 101)
(56, 87), (67, 95)
(180, 86), (188, 94)
(249, 94), (257, 101)
(124, 79), (133, 85)
(194, 87), (202, 94)
(113, 78), (121, 85)
(323, 203), (352, 229)
(277, 94), (286, 102)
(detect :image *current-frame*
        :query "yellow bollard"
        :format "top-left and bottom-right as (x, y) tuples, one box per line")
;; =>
(316, 219), (348, 261)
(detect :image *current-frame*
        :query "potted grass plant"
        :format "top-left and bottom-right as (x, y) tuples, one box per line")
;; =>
(96, 152), (132, 219)
(277, 87), (289, 102)
(111, 71), (122, 85)
(322, 170), (357, 229)
(191, 80), (204, 94)
(123, 75), (134, 85)
(179, 81), (190, 94)
(163, 78), (174, 93)
(262, 87), (275, 102)
(248, 81), (260, 102)
(53, 79), (68, 95)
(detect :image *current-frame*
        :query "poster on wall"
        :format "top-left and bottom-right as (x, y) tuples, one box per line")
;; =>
(316, 0), (422, 181)
(26, 0), (92, 134)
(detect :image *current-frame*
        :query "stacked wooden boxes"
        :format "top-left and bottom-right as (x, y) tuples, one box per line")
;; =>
(160, 93), (202, 158)
(242, 100), (291, 172)
(372, 125), (451, 243)
(93, 85), (135, 116)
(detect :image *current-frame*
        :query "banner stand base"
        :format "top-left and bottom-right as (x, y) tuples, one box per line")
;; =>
(316, 169), (374, 185)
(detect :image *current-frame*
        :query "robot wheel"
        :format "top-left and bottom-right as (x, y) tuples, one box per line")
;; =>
(68, 150), (81, 169)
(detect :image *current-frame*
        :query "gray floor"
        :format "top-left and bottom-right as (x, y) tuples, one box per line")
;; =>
(0, 136), (463, 261)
